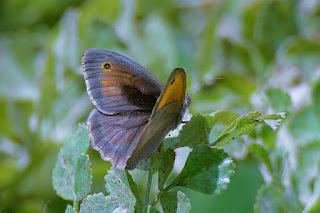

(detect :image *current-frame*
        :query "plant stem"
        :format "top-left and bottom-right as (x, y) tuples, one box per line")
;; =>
(143, 170), (153, 213)
(163, 182), (176, 192)
(151, 190), (163, 206)
(73, 199), (79, 212)
(150, 182), (178, 206)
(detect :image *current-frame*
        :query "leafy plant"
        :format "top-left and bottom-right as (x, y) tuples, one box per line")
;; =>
(52, 111), (284, 212)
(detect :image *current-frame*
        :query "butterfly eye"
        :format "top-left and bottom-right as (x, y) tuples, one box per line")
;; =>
(102, 62), (112, 69)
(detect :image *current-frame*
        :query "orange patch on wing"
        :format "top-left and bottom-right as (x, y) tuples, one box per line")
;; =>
(101, 75), (132, 87)
(101, 69), (135, 96)
(156, 70), (186, 111)
(103, 86), (122, 96)
(101, 77), (121, 86)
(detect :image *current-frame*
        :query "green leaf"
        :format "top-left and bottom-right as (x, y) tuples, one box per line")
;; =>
(65, 205), (76, 213)
(179, 111), (226, 148)
(213, 111), (285, 147)
(74, 154), (92, 200)
(160, 191), (191, 213)
(149, 207), (161, 213)
(247, 143), (273, 175)
(162, 112), (226, 151)
(265, 88), (292, 113)
(52, 124), (92, 201)
(105, 167), (143, 212)
(254, 184), (287, 213)
(149, 146), (161, 175)
(160, 191), (178, 213)
(158, 148), (175, 190)
(163, 137), (180, 151)
(261, 113), (286, 131)
(167, 145), (235, 195)
(80, 193), (118, 213)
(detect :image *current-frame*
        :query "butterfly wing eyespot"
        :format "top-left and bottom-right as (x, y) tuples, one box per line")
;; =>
(171, 78), (175, 85)
(101, 62), (112, 69)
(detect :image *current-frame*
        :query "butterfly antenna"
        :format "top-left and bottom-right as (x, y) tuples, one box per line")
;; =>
(187, 77), (223, 95)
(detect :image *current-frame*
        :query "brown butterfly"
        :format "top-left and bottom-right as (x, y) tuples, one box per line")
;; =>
(82, 48), (191, 170)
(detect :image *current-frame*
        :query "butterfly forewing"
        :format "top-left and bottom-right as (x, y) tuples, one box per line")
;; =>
(154, 68), (187, 113)
(126, 101), (182, 169)
(126, 68), (190, 169)
(82, 48), (163, 115)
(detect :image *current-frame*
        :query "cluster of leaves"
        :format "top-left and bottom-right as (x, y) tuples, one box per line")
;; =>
(1, 0), (320, 212)
(52, 109), (284, 212)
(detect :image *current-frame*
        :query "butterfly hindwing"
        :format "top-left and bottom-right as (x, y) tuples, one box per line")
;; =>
(88, 108), (150, 169)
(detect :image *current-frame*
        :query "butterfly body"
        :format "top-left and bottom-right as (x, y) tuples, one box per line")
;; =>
(82, 48), (190, 170)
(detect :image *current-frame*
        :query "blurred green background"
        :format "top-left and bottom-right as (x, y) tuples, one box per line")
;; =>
(1, 0), (320, 212)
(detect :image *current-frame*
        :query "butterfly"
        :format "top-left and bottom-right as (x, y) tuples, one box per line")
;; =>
(82, 48), (191, 170)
